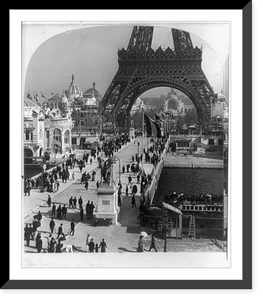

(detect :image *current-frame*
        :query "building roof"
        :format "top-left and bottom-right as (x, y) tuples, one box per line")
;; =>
(47, 93), (61, 102)
(24, 97), (40, 107)
(65, 74), (83, 101)
(83, 82), (101, 101)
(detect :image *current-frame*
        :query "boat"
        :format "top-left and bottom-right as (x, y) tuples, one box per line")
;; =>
(180, 201), (223, 213)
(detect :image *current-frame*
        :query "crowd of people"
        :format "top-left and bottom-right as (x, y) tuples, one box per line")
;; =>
(24, 135), (169, 253)
(162, 191), (224, 206)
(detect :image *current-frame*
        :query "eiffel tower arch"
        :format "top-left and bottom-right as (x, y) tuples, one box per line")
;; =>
(100, 26), (217, 130)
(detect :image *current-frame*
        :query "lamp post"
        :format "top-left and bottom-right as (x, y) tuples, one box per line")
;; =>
(134, 140), (140, 157)
(163, 211), (168, 252)
(113, 155), (121, 184)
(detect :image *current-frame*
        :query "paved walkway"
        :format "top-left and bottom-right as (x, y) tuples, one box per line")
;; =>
(23, 137), (222, 261)
(23, 137), (156, 253)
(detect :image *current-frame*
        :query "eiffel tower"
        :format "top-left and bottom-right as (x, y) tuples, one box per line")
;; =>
(100, 26), (216, 129)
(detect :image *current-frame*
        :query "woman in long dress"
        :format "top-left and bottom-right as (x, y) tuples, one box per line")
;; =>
(136, 236), (144, 252)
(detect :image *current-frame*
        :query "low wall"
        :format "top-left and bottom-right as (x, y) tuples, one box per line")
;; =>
(164, 163), (223, 169)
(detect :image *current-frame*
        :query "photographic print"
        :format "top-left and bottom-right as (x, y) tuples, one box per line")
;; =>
(21, 20), (230, 269)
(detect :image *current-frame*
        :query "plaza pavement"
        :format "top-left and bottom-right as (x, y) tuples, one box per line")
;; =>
(24, 137), (154, 253)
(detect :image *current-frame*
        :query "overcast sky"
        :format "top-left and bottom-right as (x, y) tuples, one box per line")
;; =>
(23, 23), (229, 100)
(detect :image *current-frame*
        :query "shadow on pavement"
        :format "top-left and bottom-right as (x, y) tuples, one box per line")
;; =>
(118, 247), (136, 253)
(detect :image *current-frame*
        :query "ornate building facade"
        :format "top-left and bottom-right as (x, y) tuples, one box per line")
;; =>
(44, 90), (74, 155)
(70, 80), (103, 149)
(24, 97), (45, 158)
(24, 75), (103, 155)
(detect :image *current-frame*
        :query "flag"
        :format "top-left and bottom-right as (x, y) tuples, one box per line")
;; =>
(162, 201), (183, 215)
(144, 114), (162, 138)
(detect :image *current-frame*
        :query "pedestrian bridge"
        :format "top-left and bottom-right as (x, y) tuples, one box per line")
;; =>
(94, 136), (170, 226)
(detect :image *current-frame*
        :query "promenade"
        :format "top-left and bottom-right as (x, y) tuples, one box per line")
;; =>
(23, 137), (222, 267)
(24, 137), (155, 253)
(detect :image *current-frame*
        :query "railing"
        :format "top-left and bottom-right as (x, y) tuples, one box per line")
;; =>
(144, 137), (170, 210)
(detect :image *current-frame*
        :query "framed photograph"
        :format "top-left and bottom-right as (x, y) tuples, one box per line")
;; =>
(6, 3), (252, 289)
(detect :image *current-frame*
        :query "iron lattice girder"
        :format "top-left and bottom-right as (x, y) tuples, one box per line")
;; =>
(127, 26), (154, 52)
(101, 27), (216, 124)
(171, 28), (194, 52)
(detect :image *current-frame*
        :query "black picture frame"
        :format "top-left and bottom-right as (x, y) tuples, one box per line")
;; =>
(5, 3), (252, 290)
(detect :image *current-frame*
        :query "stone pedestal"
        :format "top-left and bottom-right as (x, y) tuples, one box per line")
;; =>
(95, 183), (118, 225)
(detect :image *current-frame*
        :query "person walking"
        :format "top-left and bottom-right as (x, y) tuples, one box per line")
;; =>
(148, 234), (158, 252)
(78, 196), (83, 209)
(89, 202), (95, 219)
(61, 204), (67, 219)
(47, 195), (52, 207)
(32, 217), (40, 240)
(55, 180), (60, 192)
(57, 223), (63, 240)
(88, 238), (95, 252)
(36, 234), (43, 253)
(35, 232), (41, 248)
(85, 180), (89, 190)
(96, 181), (100, 190)
(49, 237), (56, 253)
(98, 238), (107, 253)
(128, 175), (132, 185)
(49, 218), (55, 234)
(28, 224), (33, 241)
(51, 203), (56, 217)
(24, 224), (31, 246)
(36, 211), (42, 223)
(69, 196), (73, 209)
(95, 243), (99, 253)
(55, 240), (63, 253)
(56, 205), (62, 220)
(73, 197), (77, 209)
(85, 234), (91, 252)
(69, 219), (75, 236)
(136, 236), (144, 252)
(80, 207), (84, 221)
(86, 201), (91, 219)
(131, 194), (136, 208)
(132, 184), (138, 195)
(126, 185), (129, 196)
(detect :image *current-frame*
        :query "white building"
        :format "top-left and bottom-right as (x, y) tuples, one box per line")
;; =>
(130, 97), (148, 115)
(24, 97), (46, 158)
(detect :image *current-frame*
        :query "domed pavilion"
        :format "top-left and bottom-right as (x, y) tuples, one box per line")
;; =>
(65, 74), (83, 104)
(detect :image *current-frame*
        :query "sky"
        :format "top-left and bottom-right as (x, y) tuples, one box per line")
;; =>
(23, 23), (229, 100)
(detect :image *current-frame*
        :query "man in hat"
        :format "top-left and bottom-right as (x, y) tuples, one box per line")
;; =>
(69, 219), (75, 236)
(148, 234), (158, 252)
(47, 195), (52, 207)
(57, 223), (63, 240)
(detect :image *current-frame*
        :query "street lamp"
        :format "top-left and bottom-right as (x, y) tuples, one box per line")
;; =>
(163, 211), (168, 252)
(134, 140), (140, 157)
(113, 155), (121, 184)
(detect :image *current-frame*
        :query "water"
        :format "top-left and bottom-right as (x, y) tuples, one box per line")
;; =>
(153, 167), (226, 233)
(154, 168), (224, 205)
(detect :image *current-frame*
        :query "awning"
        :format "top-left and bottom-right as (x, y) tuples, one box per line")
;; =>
(162, 202), (183, 215)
